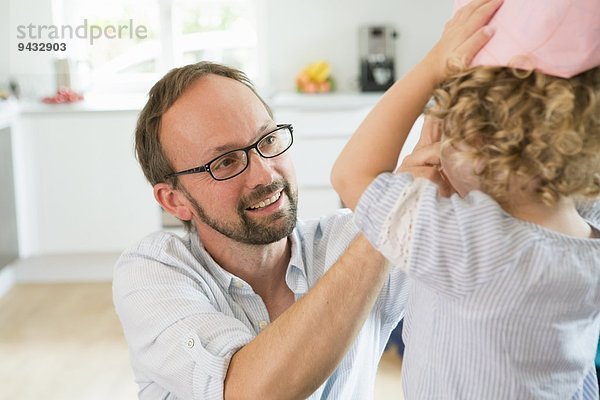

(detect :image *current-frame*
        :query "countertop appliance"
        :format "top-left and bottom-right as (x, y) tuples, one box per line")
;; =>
(359, 25), (397, 92)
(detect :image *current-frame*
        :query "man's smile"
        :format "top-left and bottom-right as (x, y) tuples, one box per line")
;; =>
(247, 190), (283, 211)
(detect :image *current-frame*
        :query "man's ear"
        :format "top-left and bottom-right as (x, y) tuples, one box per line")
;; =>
(153, 183), (194, 222)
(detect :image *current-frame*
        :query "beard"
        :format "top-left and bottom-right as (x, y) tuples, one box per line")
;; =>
(182, 178), (298, 245)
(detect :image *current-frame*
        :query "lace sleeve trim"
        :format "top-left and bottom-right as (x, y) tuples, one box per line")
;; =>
(377, 178), (429, 273)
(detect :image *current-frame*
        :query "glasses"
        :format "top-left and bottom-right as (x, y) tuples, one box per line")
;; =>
(165, 124), (294, 181)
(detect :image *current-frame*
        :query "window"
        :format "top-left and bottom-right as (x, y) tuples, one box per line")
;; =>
(175, 0), (259, 78)
(52, 0), (261, 94)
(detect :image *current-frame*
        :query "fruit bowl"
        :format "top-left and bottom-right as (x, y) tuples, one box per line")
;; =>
(296, 60), (335, 94)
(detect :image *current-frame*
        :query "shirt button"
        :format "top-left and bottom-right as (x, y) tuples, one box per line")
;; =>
(186, 338), (195, 348)
(258, 320), (268, 330)
(233, 279), (244, 289)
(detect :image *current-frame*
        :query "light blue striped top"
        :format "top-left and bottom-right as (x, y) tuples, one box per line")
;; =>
(113, 210), (408, 399)
(355, 172), (600, 400)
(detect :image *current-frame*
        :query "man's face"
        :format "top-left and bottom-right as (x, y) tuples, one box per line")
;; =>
(160, 75), (298, 245)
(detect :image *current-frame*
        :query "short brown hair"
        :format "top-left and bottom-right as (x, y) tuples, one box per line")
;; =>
(429, 66), (600, 206)
(134, 62), (273, 229)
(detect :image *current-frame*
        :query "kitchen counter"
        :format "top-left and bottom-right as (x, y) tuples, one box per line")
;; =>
(18, 93), (148, 114)
(17, 91), (384, 114)
(270, 91), (383, 110)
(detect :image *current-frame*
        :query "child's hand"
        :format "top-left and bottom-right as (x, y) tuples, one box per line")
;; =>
(424, 0), (502, 84)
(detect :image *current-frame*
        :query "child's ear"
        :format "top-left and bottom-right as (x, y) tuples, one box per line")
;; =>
(153, 183), (193, 222)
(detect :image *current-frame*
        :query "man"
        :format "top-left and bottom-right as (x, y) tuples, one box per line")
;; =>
(113, 62), (409, 400)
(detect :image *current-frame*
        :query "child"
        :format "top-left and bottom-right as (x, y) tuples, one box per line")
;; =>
(331, 0), (600, 398)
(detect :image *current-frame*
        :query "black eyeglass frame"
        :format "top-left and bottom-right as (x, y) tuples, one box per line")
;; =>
(164, 124), (294, 181)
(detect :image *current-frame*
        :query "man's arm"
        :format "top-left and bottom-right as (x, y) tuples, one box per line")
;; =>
(331, 0), (502, 210)
(225, 3), (502, 397)
(224, 234), (388, 399)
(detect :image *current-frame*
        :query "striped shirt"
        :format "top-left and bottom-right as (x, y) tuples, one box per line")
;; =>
(355, 172), (600, 400)
(113, 210), (408, 400)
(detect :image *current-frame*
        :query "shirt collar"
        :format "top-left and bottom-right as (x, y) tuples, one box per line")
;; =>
(188, 227), (309, 295)
(189, 231), (235, 292)
(287, 228), (309, 295)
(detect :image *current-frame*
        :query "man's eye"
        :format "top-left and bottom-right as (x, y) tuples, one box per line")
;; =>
(213, 156), (240, 171)
(264, 135), (277, 145)
(260, 134), (280, 151)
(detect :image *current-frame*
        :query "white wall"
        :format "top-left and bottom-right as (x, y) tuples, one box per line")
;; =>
(5, 0), (452, 97)
(4, 0), (452, 255)
(0, 1), (9, 86)
(264, 0), (452, 93)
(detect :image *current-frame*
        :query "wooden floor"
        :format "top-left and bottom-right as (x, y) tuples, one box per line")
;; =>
(0, 283), (402, 399)
(0, 283), (137, 400)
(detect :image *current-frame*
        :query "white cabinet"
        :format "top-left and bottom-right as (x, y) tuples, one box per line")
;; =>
(271, 92), (424, 220)
(15, 108), (160, 256)
(0, 100), (19, 268)
(271, 93), (380, 220)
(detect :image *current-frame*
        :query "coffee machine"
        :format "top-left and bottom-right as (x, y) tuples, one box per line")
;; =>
(359, 25), (397, 92)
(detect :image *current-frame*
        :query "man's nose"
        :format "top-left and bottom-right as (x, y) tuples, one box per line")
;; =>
(244, 150), (275, 188)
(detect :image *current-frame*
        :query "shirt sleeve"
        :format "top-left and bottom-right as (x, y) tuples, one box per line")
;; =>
(355, 172), (525, 298)
(310, 209), (408, 326)
(577, 200), (600, 226)
(113, 234), (254, 400)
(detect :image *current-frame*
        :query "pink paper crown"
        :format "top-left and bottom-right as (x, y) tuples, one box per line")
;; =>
(453, 0), (600, 78)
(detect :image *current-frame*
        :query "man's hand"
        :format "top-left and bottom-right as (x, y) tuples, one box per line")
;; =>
(414, 114), (442, 150)
(396, 116), (455, 197)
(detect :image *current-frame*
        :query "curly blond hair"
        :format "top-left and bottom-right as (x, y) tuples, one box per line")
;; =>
(428, 66), (600, 206)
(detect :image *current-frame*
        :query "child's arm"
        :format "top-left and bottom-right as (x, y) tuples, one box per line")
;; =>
(331, 0), (502, 210)
(577, 200), (600, 228)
